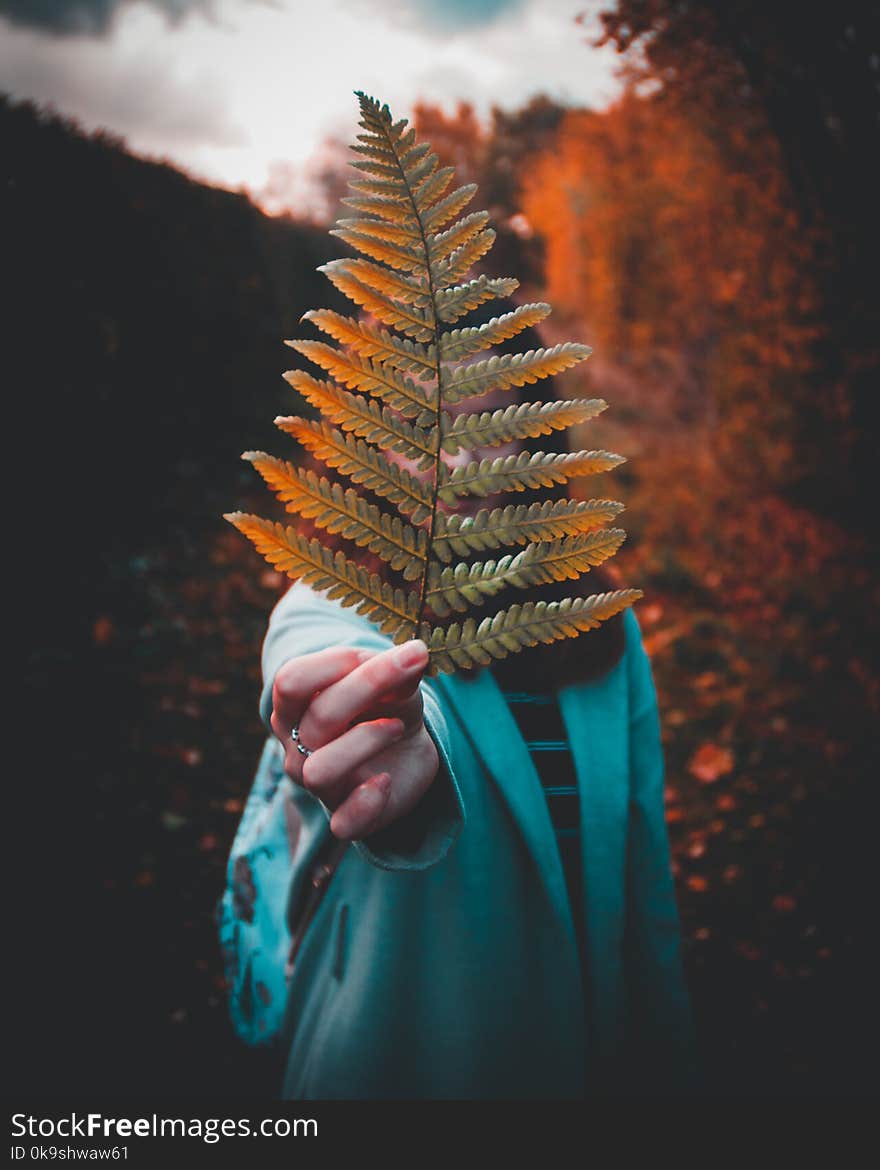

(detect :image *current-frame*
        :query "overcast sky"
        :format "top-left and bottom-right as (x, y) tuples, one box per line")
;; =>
(0, 0), (622, 211)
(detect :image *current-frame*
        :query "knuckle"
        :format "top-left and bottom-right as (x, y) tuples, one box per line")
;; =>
(354, 719), (400, 752)
(361, 653), (394, 689)
(274, 660), (301, 699)
(301, 753), (329, 792)
(317, 645), (362, 677)
(386, 717), (406, 740)
(341, 646), (367, 672)
(303, 708), (332, 745)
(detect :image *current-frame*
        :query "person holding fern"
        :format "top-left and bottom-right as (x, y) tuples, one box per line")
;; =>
(218, 94), (701, 1099)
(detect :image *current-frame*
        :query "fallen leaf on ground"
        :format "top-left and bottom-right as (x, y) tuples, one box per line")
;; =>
(688, 742), (735, 783)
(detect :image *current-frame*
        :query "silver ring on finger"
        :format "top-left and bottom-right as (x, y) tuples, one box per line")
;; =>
(290, 724), (313, 758)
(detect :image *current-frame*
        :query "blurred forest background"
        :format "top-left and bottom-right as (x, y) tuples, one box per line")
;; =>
(7, 0), (879, 1097)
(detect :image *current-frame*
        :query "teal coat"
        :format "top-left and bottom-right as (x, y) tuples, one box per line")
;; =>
(218, 582), (701, 1099)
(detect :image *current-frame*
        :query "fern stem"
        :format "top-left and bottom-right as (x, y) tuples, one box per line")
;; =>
(414, 286), (445, 636)
(378, 107), (445, 638)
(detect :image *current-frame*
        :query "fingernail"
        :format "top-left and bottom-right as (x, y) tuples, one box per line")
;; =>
(396, 640), (428, 669)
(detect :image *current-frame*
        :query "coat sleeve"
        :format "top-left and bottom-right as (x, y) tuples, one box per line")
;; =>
(259, 581), (466, 872)
(622, 608), (704, 1093)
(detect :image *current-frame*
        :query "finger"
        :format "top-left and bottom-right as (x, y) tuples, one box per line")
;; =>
(301, 717), (405, 798)
(329, 773), (391, 841)
(302, 640), (428, 746)
(374, 677), (423, 707)
(352, 675), (424, 727)
(271, 646), (372, 745)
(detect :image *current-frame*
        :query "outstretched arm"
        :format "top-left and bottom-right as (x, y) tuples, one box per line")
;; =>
(260, 581), (465, 872)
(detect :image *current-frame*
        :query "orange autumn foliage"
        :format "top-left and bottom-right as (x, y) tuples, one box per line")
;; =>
(397, 89), (865, 639)
(520, 89), (825, 490)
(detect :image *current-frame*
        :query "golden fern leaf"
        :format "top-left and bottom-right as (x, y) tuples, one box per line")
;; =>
(339, 193), (419, 223)
(318, 262), (434, 341)
(281, 373), (436, 469)
(435, 275), (520, 324)
(410, 165), (456, 211)
(334, 217), (422, 248)
(443, 345), (592, 404)
(441, 398), (607, 453)
(350, 138), (397, 161)
(425, 530), (626, 617)
(226, 92), (642, 675)
(427, 211), (491, 265)
(302, 310), (436, 375)
(321, 257), (430, 305)
(499, 528), (628, 584)
(243, 453), (427, 578)
(437, 449), (626, 503)
(439, 303), (551, 361)
(287, 339), (431, 416)
(347, 174), (418, 198)
(330, 228), (423, 272)
(224, 513), (418, 640)
(421, 591), (643, 673)
(422, 182), (478, 232)
(275, 417), (434, 523)
(433, 499), (625, 561)
(433, 228), (497, 285)
(425, 550), (531, 616)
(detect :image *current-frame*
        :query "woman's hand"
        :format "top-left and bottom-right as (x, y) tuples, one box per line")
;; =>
(269, 639), (440, 841)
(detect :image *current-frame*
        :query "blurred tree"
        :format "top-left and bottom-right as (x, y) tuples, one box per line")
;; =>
(592, 0), (880, 524)
(522, 89), (823, 491)
(412, 100), (488, 186)
(413, 97), (566, 284)
(259, 138), (353, 224)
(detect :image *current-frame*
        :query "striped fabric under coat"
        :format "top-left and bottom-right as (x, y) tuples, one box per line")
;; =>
(499, 687), (587, 982)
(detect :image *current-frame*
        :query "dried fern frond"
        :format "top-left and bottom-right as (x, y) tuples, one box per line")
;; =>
(225, 92), (642, 675)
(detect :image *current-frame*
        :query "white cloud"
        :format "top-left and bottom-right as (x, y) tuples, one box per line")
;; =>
(0, 5), (245, 151)
(0, 0), (621, 201)
(340, 0), (528, 35)
(0, 1), (217, 38)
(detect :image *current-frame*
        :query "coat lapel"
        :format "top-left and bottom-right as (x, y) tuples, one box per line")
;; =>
(558, 665), (629, 918)
(435, 667), (575, 941)
(558, 665), (629, 1057)
(434, 657), (630, 1060)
